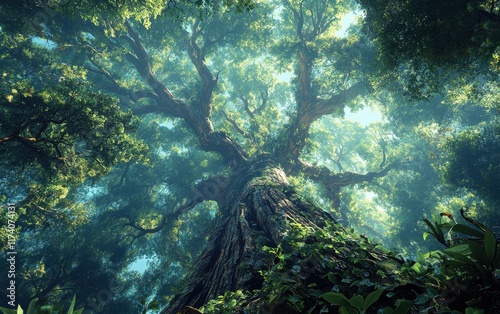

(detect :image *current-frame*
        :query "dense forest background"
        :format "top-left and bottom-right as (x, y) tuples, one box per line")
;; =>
(1, 0), (499, 313)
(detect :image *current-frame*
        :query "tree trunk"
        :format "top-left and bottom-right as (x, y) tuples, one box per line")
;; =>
(161, 157), (405, 313)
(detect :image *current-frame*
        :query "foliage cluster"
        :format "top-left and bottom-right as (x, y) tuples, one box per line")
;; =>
(200, 221), (422, 313)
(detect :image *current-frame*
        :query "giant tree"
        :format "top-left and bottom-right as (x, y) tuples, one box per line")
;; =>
(0, 0), (440, 313)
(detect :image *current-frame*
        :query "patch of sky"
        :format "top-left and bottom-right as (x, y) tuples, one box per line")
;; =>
(335, 11), (361, 38)
(31, 36), (57, 49)
(129, 256), (157, 274)
(159, 120), (175, 129)
(345, 106), (383, 127)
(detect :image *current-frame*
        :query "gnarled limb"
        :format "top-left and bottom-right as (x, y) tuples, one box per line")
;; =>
(278, 56), (370, 161)
(124, 174), (230, 243)
(124, 21), (187, 117)
(223, 111), (249, 138)
(123, 21), (248, 166)
(299, 159), (400, 189)
(241, 86), (269, 119)
(277, 2), (371, 162)
(183, 20), (217, 121)
(297, 159), (400, 221)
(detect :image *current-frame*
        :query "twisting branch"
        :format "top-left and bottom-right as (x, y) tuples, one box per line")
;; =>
(122, 21), (248, 166)
(124, 21), (188, 117)
(241, 96), (254, 118)
(255, 87), (269, 114)
(124, 175), (230, 242)
(297, 159), (400, 221)
(183, 20), (217, 120)
(240, 86), (269, 119)
(278, 61), (370, 161)
(299, 159), (400, 190)
(124, 200), (200, 242)
(277, 1), (372, 165)
(223, 111), (248, 137)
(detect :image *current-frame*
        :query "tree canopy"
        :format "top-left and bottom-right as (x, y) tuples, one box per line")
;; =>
(1, 0), (500, 313)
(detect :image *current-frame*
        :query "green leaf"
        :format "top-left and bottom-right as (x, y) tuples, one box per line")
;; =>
(465, 307), (485, 314)
(0, 307), (18, 314)
(321, 292), (351, 307)
(26, 298), (38, 314)
(411, 262), (424, 274)
(67, 295), (76, 314)
(483, 229), (497, 265)
(327, 272), (337, 284)
(363, 289), (384, 310)
(422, 219), (440, 241)
(443, 249), (474, 265)
(451, 224), (484, 238)
(383, 307), (394, 314)
(268, 293), (277, 304)
(446, 243), (471, 253)
(468, 240), (488, 264)
(349, 295), (363, 310)
(416, 251), (425, 265)
(423, 231), (431, 241)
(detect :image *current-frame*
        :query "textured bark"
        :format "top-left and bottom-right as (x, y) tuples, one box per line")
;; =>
(162, 158), (332, 314)
(160, 157), (408, 314)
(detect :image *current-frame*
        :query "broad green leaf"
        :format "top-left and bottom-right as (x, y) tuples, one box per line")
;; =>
(0, 307), (17, 314)
(26, 298), (38, 314)
(321, 292), (351, 307)
(468, 240), (488, 264)
(383, 307), (394, 314)
(443, 250), (473, 265)
(363, 289), (384, 310)
(445, 243), (471, 253)
(422, 219), (440, 240)
(411, 262), (424, 274)
(349, 295), (363, 310)
(416, 251), (425, 265)
(483, 229), (497, 265)
(327, 272), (337, 284)
(423, 231), (431, 241)
(268, 293), (277, 304)
(451, 224), (484, 238)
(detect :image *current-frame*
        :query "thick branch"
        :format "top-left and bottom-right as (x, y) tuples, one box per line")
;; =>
(278, 80), (369, 162)
(124, 21), (187, 117)
(125, 175), (229, 241)
(183, 21), (217, 120)
(123, 21), (247, 165)
(299, 160), (400, 189)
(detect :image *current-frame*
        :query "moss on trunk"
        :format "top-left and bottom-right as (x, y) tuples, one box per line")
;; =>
(162, 158), (418, 314)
